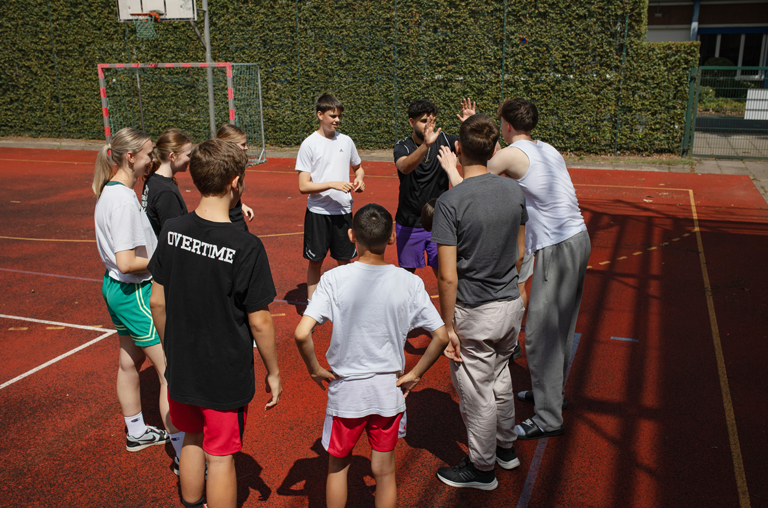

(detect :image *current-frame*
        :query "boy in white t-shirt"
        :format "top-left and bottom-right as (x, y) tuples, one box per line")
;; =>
(294, 203), (451, 508)
(296, 93), (365, 301)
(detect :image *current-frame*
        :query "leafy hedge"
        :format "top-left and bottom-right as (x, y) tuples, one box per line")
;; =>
(0, 0), (699, 152)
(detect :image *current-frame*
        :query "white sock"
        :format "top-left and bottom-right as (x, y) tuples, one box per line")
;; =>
(170, 432), (185, 458)
(124, 412), (147, 438)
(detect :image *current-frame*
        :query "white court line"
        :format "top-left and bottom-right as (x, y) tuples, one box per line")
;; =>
(0, 267), (102, 282)
(516, 332), (582, 508)
(0, 314), (117, 390)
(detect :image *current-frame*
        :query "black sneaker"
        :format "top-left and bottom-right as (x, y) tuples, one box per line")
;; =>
(126, 425), (169, 452)
(437, 457), (498, 490)
(496, 445), (521, 470)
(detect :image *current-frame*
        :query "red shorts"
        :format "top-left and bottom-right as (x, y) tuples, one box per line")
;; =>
(168, 394), (248, 456)
(321, 412), (406, 458)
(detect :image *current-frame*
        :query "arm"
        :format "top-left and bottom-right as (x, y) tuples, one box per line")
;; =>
(297, 171), (353, 195)
(456, 97), (476, 123)
(437, 244), (462, 362)
(294, 315), (337, 389)
(487, 146), (530, 180)
(395, 115), (441, 175)
(352, 165), (365, 193)
(149, 281), (166, 346)
(396, 325), (449, 396)
(248, 307), (282, 409)
(436, 145), (464, 187)
(516, 225), (526, 276)
(241, 202), (254, 222)
(115, 249), (150, 274)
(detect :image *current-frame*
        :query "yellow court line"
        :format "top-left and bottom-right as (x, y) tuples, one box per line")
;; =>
(0, 232), (303, 242)
(247, 169), (398, 179)
(0, 235), (95, 243)
(0, 158), (92, 165)
(687, 189), (751, 508)
(560, 183), (750, 505)
(259, 231), (303, 238)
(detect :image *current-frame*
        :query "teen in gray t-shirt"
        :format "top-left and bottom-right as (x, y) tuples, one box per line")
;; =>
(431, 172), (528, 306)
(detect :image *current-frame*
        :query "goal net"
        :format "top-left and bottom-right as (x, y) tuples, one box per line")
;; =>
(98, 62), (266, 165)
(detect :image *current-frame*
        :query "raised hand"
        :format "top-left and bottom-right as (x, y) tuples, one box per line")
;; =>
(456, 97), (477, 123)
(423, 114), (442, 147)
(437, 145), (458, 173)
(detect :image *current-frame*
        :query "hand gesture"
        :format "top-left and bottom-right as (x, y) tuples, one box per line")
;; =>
(437, 145), (458, 174)
(264, 373), (282, 409)
(330, 181), (354, 193)
(353, 175), (365, 193)
(456, 97), (476, 123)
(310, 367), (337, 390)
(443, 327), (462, 362)
(241, 203), (254, 222)
(423, 115), (441, 147)
(396, 371), (421, 398)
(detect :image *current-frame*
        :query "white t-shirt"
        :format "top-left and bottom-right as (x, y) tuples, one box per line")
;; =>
(94, 182), (157, 284)
(304, 262), (444, 418)
(512, 140), (587, 253)
(295, 131), (362, 215)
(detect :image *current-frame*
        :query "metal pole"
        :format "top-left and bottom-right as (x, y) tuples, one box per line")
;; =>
(136, 70), (146, 133)
(501, 0), (507, 103)
(614, 11), (629, 156)
(203, 0), (216, 138)
(257, 66), (267, 163)
(393, 0), (398, 144)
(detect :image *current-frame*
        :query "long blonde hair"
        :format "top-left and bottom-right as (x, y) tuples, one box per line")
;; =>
(147, 128), (193, 180)
(92, 127), (150, 198)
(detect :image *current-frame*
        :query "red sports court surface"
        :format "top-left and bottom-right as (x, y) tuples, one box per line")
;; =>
(0, 147), (766, 508)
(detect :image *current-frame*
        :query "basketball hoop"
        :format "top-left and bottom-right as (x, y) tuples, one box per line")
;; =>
(132, 12), (161, 39)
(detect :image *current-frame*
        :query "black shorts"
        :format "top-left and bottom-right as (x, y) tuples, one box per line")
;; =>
(303, 209), (357, 262)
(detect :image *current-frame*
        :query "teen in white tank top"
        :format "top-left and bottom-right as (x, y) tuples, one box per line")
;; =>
(512, 140), (586, 253)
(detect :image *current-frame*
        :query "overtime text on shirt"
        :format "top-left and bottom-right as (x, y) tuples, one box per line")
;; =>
(166, 231), (236, 264)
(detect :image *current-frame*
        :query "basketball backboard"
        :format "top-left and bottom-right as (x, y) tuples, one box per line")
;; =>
(117, 0), (197, 22)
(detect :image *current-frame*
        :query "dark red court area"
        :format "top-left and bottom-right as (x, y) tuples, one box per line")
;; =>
(1, 147), (766, 508)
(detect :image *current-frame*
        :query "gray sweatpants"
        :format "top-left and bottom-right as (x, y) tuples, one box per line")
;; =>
(450, 298), (525, 471)
(526, 229), (590, 431)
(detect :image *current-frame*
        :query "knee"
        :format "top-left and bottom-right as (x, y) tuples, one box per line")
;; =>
(370, 453), (395, 478)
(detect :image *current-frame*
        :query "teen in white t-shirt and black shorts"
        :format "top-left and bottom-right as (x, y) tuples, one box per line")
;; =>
(296, 94), (365, 301)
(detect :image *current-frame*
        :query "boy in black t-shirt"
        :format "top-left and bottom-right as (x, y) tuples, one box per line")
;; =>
(393, 98), (475, 277)
(149, 139), (281, 508)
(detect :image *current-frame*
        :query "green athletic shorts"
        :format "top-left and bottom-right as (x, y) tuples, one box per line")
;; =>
(102, 271), (160, 347)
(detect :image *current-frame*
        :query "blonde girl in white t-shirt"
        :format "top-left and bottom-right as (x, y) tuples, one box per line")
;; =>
(93, 127), (182, 462)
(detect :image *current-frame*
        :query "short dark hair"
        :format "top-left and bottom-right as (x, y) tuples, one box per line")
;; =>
(458, 114), (499, 164)
(420, 198), (437, 232)
(497, 98), (538, 132)
(189, 139), (248, 197)
(316, 93), (344, 114)
(407, 99), (438, 119)
(352, 204), (393, 253)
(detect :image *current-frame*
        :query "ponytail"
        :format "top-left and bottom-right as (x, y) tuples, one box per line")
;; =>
(92, 127), (150, 198)
(145, 128), (193, 185)
(93, 144), (114, 198)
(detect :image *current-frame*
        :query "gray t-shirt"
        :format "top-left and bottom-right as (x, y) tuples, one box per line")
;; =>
(431, 172), (528, 306)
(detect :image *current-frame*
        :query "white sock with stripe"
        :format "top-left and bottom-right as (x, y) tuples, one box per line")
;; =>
(124, 412), (147, 438)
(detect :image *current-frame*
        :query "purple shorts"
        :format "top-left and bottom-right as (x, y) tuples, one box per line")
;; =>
(396, 223), (438, 269)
